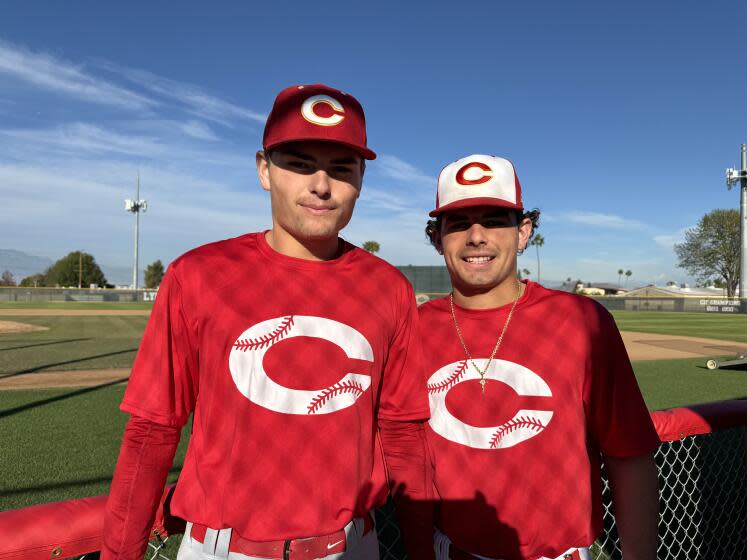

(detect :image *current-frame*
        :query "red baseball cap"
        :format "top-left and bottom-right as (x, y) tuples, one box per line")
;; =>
(263, 84), (376, 160)
(430, 154), (523, 217)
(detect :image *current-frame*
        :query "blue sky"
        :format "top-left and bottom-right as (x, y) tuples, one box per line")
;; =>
(1, 1), (745, 286)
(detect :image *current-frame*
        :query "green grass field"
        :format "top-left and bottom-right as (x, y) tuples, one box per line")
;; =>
(0, 315), (147, 375)
(611, 311), (747, 343)
(633, 356), (746, 410)
(0, 385), (190, 511)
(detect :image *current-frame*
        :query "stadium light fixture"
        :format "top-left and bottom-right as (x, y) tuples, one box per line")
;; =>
(724, 144), (746, 301)
(124, 173), (147, 291)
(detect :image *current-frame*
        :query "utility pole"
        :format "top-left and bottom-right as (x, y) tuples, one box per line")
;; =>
(78, 252), (82, 289)
(726, 144), (747, 300)
(125, 173), (148, 290)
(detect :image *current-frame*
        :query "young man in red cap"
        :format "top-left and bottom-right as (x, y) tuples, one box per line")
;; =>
(102, 84), (432, 560)
(418, 155), (659, 560)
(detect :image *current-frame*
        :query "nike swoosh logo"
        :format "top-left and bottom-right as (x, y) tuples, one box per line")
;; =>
(328, 539), (344, 549)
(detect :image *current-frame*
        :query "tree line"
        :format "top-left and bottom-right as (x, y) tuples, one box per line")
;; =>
(0, 251), (165, 289)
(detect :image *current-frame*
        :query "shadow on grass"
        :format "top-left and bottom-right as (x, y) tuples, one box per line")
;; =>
(0, 338), (91, 353)
(0, 348), (138, 379)
(0, 466), (183, 497)
(0, 377), (130, 419)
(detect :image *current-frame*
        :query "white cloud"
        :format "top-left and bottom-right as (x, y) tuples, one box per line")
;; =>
(180, 120), (219, 141)
(0, 122), (255, 170)
(653, 227), (690, 248)
(563, 211), (645, 230)
(1, 123), (168, 158)
(358, 184), (424, 214)
(100, 64), (266, 126)
(375, 154), (435, 187)
(540, 212), (556, 223)
(0, 40), (156, 111)
(577, 257), (616, 266)
(0, 39), (266, 132)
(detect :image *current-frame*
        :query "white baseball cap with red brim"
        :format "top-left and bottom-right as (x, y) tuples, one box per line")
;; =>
(429, 154), (523, 217)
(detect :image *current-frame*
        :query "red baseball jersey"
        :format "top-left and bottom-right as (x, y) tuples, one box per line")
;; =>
(121, 232), (430, 540)
(419, 280), (659, 560)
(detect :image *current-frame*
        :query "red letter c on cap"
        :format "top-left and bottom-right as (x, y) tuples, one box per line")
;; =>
(456, 162), (493, 186)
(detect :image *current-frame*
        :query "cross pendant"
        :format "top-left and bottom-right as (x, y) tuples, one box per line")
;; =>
(479, 377), (486, 394)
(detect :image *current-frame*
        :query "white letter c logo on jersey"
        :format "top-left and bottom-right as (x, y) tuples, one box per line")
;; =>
(301, 95), (345, 126)
(427, 359), (553, 449)
(229, 315), (373, 415)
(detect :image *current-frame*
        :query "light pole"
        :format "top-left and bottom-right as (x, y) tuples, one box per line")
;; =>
(124, 172), (147, 290)
(725, 144), (747, 300)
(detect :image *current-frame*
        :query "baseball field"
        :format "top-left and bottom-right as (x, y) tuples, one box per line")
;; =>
(1, 303), (745, 516)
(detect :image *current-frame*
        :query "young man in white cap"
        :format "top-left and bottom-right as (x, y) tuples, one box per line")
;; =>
(418, 155), (659, 560)
(102, 84), (433, 560)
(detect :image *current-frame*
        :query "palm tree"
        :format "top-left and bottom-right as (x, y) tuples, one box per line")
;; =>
(625, 270), (632, 286)
(529, 234), (545, 284)
(617, 269), (624, 286)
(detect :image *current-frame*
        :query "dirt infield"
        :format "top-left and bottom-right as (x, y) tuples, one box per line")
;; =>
(0, 368), (131, 390)
(622, 331), (747, 361)
(0, 320), (50, 334)
(0, 309), (150, 316)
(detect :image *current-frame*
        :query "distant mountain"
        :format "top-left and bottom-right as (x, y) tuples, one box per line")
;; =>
(0, 249), (53, 282)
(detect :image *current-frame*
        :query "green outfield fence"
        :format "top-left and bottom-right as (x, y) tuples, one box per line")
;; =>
(0, 287), (156, 303)
(592, 296), (747, 314)
(3, 284), (746, 313)
(413, 291), (747, 314)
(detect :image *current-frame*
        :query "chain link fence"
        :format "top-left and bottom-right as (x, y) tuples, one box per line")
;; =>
(595, 425), (747, 560)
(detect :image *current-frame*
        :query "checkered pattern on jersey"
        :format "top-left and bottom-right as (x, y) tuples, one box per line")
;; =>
(417, 283), (658, 559)
(122, 233), (428, 541)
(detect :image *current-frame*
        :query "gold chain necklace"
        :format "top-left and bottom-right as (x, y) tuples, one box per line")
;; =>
(449, 281), (522, 394)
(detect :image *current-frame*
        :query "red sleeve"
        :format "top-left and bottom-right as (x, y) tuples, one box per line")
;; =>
(379, 419), (434, 560)
(121, 264), (199, 427)
(102, 415), (181, 560)
(584, 305), (660, 458)
(377, 281), (431, 422)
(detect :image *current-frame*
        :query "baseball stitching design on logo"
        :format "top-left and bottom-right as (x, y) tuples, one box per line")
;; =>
(426, 360), (468, 394)
(301, 94), (345, 126)
(228, 315), (373, 415)
(307, 380), (365, 414)
(427, 358), (553, 450)
(232, 316), (294, 351)
(456, 162), (493, 186)
(489, 415), (546, 449)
